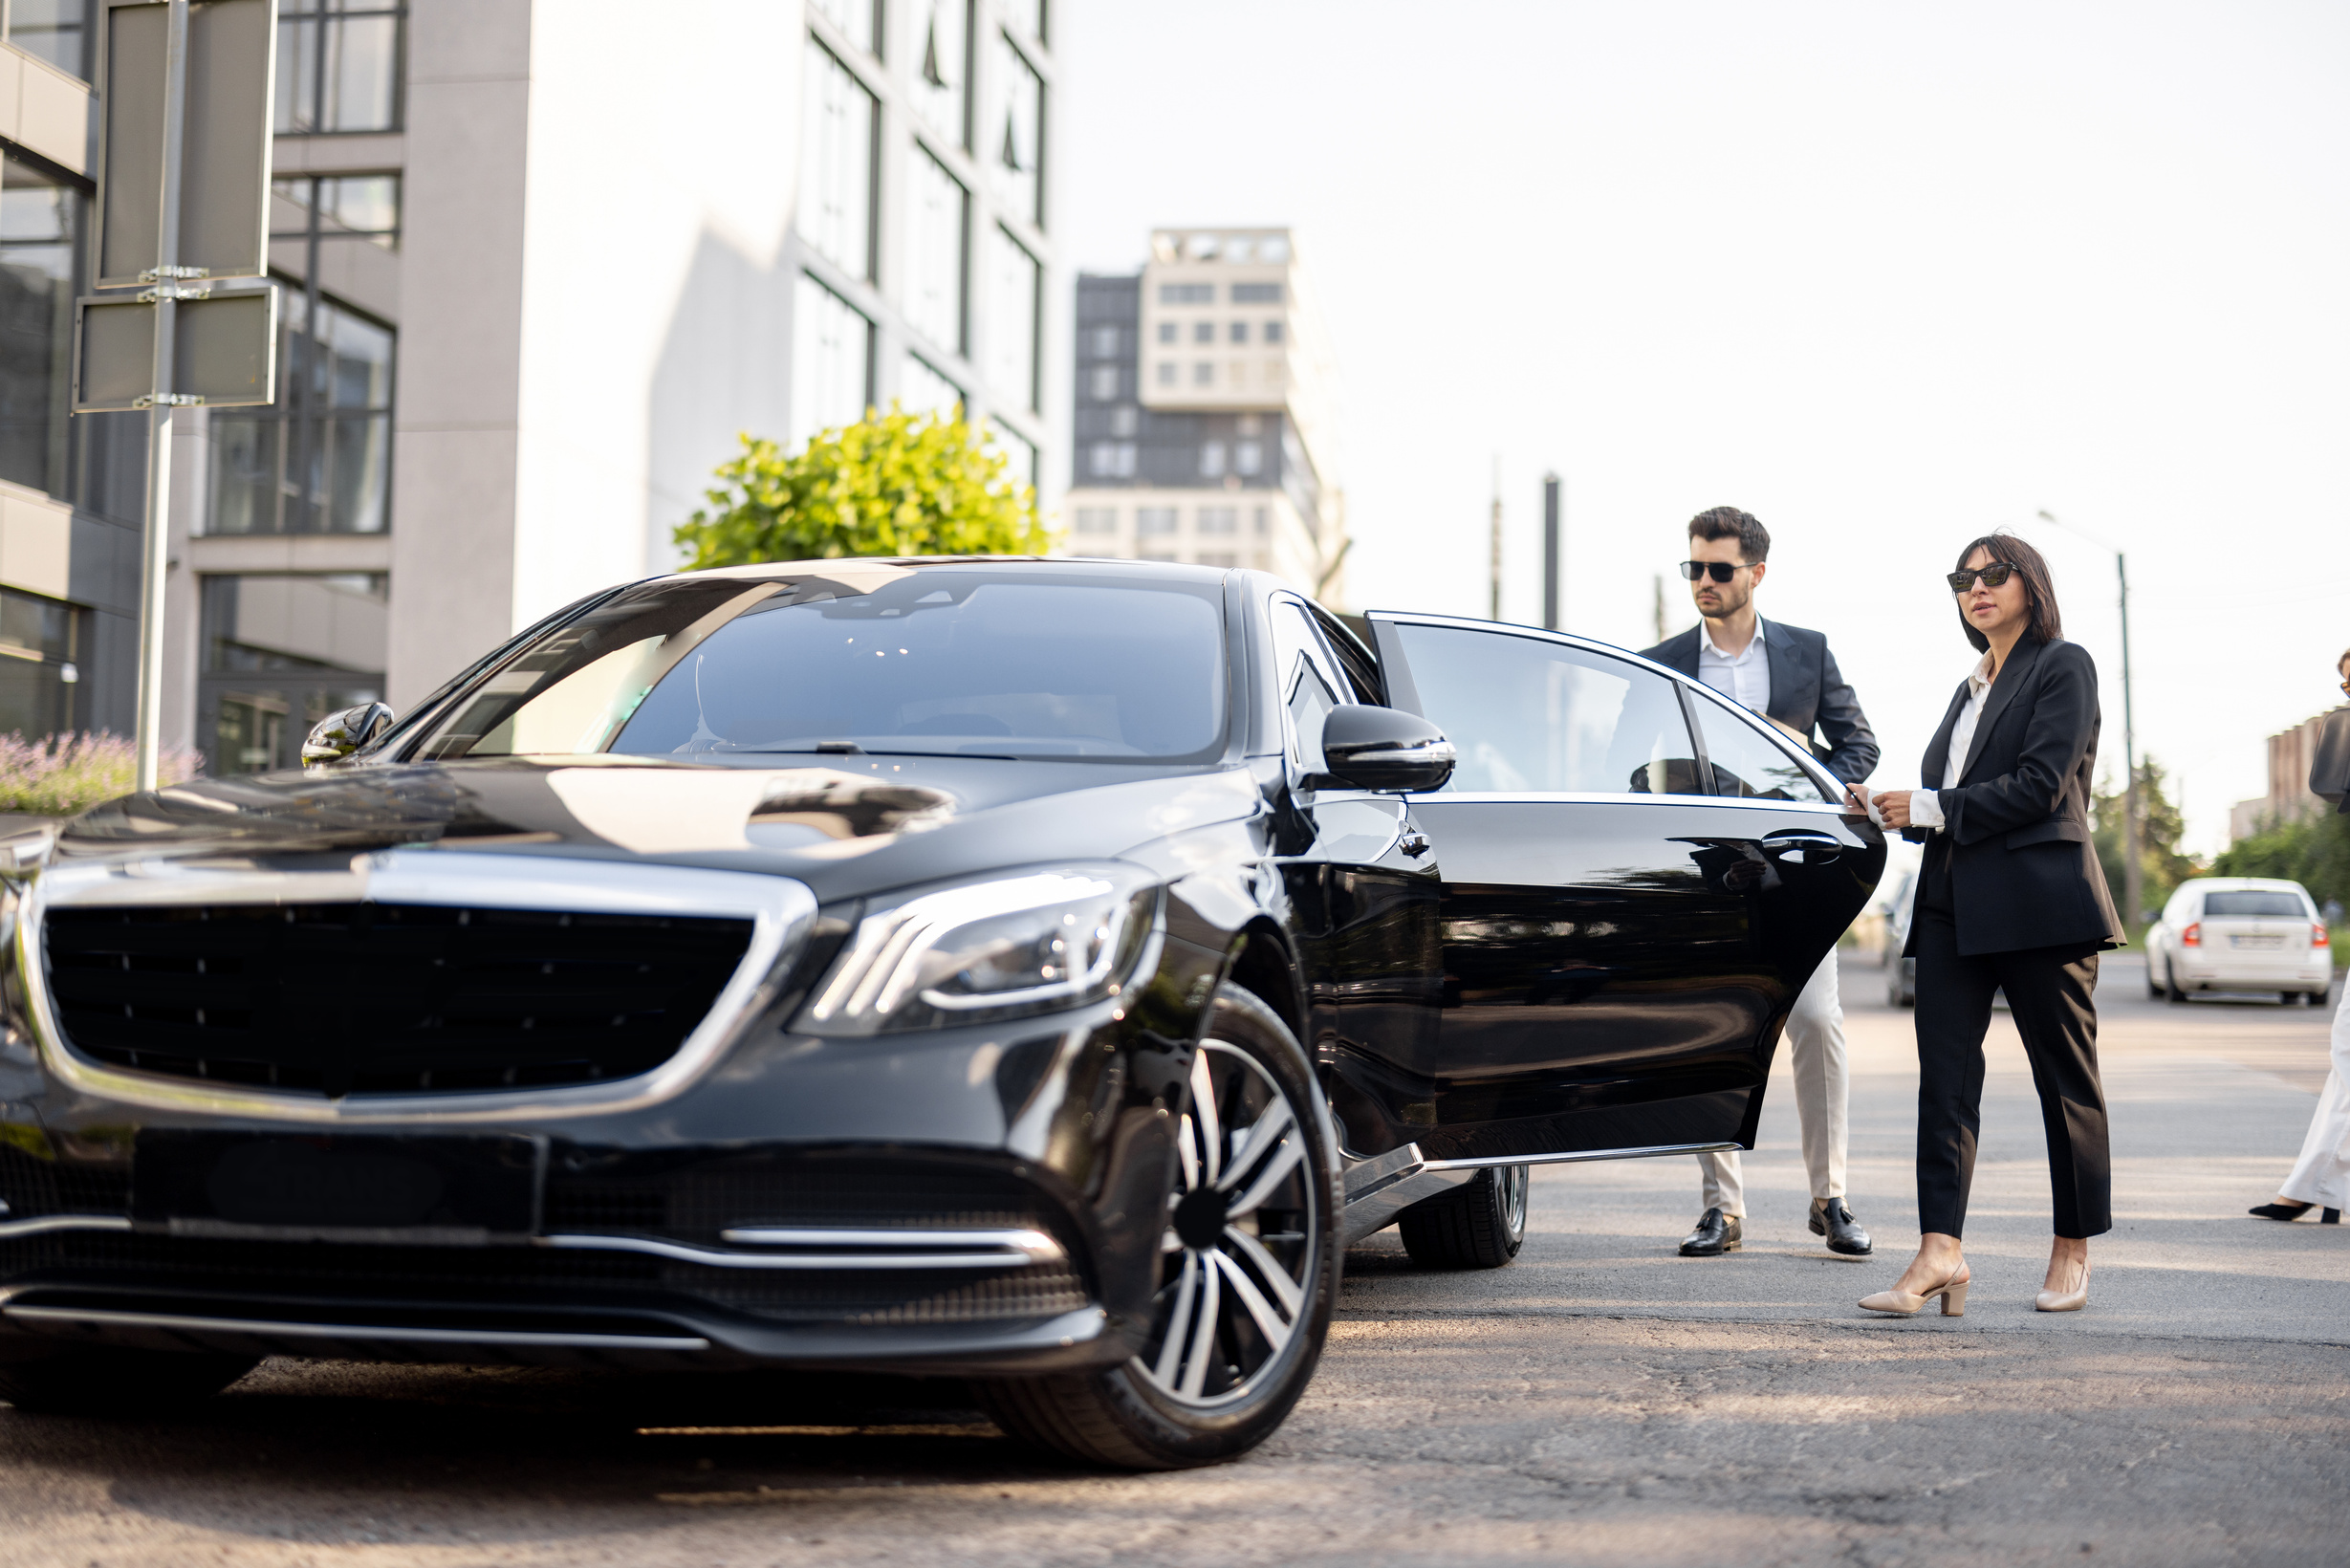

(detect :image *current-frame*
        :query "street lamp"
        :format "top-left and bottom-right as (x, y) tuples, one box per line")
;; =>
(2034, 510), (2142, 937)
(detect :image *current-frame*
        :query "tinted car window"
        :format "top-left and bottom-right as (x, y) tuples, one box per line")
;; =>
(2203, 891), (2306, 917)
(1390, 622), (1704, 795)
(415, 569), (1228, 762)
(1686, 686), (1835, 804)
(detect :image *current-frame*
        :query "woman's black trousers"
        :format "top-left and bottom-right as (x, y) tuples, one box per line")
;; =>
(1911, 905), (2111, 1239)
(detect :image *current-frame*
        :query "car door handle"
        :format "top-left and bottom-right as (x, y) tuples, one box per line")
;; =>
(1761, 830), (1843, 865)
(1399, 832), (1432, 859)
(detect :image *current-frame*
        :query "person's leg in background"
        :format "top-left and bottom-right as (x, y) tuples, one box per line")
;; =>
(1787, 950), (1870, 1253)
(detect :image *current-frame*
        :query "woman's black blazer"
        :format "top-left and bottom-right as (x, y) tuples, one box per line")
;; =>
(1901, 636), (2124, 958)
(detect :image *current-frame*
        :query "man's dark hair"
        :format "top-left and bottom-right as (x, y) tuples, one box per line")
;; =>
(1951, 531), (2063, 653)
(1686, 507), (1770, 563)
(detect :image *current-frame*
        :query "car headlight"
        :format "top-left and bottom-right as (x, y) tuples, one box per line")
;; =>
(797, 864), (1159, 1036)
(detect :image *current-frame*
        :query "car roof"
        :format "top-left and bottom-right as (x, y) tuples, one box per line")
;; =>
(2176, 878), (2313, 896)
(652, 555), (1236, 590)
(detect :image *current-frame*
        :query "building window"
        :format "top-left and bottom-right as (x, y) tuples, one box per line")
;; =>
(1155, 361), (1174, 387)
(1253, 507), (1270, 534)
(1136, 508), (1177, 536)
(1231, 282), (1283, 304)
(792, 273), (873, 449)
(1004, 0), (1047, 45)
(1228, 321), (1249, 344)
(1073, 507), (1116, 535)
(801, 40), (878, 280)
(198, 574), (387, 775)
(1085, 441), (1134, 479)
(1197, 507), (1236, 535)
(1263, 319), (1285, 344)
(207, 291), (395, 535)
(808, 0), (881, 55)
(1159, 283), (1212, 305)
(277, 4), (405, 135)
(915, 0), (972, 149)
(1190, 361), (1212, 386)
(904, 144), (968, 355)
(1156, 321), (1177, 344)
(1196, 552), (1237, 569)
(900, 354), (964, 419)
(1191, 320), (1215, 345)
(272, 174), (401, 250)
(987, 226), (1039, 413)
(990, 422), (1037, 487)
(1087, 325), (1119, 359)
(5, 0), (94, 80)
(1108, 406), (1138, 437)
(1086, 365), (1118, 402)
(1234, 441), (1262, 476)
(0, 585), (84, 740)
(993, 33), (1045, 228)
(0, 154), (143, 519)
(1201, 441), (1226, 478)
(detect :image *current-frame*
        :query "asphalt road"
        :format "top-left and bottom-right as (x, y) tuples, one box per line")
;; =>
(5, 954), (2345, 1567)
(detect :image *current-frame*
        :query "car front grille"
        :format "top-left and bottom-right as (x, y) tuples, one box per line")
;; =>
(42, 903), (757, 1098)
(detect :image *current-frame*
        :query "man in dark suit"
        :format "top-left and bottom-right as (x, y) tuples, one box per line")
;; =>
(1641, 506), (1880, 1260)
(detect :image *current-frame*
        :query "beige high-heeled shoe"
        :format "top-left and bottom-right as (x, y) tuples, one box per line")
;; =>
(1859, 1268), (1969, 1317)
(2035, 1262), (2089, 1313)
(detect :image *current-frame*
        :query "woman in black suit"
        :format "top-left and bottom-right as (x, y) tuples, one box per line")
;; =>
(1865, 534), (2123, 1317)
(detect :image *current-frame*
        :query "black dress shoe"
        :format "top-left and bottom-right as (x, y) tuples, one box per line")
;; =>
(1679, 1207), (1742, 1256)
(2250, 1201), (2342, 1223)
(1810, 1196), (1873, 1255)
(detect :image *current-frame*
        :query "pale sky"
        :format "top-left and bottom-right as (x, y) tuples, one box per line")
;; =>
(1055, 0), (2348, 858)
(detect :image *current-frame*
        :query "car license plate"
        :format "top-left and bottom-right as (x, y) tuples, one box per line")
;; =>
(2230, 934), (2284, 949)
(132, 1131), (541, 1243)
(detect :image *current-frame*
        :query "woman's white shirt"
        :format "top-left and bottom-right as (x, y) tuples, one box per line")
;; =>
(1909, 652), (1999, 833)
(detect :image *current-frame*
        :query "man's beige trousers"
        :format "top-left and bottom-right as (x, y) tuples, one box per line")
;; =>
(1697, 952), (1846, 1216)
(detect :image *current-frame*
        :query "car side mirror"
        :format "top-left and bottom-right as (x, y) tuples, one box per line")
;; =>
(1308, 704), (1455, 793)
(300, 701), (394, 768)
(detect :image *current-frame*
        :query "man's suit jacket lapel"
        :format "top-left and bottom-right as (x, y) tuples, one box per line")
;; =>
(1960, 637), (2043, 781)
(1759, 618), (1796, 727)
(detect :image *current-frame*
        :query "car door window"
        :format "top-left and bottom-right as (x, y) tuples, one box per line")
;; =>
(1272, 597), (1346, 770)
(1684, 686), (1835, 803)
(1383, 621), (1705, 795)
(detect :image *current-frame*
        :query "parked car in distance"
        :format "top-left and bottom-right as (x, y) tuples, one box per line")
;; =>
(2146, 878), (2333, 1006)
(0, 558), (1882, 1468)
(1882, 866), (1918, 1008)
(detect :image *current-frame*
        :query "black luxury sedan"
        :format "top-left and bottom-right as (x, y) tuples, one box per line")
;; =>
(0, 558), (1880, 1468)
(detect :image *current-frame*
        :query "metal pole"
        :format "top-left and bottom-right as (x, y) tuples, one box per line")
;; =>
(1541, 472), (1560, 631)
(134, 0), (194, 795)
(2119, 552), (2142, 935)
(1488, 456), (1501, 621)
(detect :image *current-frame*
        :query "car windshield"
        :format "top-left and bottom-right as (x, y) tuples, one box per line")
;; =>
(2202, 891), (2306, 918)
(410, 566), (1229, 763)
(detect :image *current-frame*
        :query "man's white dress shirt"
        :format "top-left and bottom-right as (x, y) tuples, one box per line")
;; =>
(1908, 651), (1997, 832)
(1697, 617), (1772, 714)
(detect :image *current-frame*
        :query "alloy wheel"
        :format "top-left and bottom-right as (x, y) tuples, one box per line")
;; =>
(1136, 1040), (1316, 1408)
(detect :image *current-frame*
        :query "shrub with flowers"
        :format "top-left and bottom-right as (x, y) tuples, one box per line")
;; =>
(0, 731), (200, 817)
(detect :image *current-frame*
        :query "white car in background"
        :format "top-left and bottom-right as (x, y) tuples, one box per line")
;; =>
(2146, 878), (2334, 1006)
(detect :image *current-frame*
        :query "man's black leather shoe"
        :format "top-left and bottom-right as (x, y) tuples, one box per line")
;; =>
(1678, 1207), (1741, 1256)
(1810, 1196), (1873, 1255)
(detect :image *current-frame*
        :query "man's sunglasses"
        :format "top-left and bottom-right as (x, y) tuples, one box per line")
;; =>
(1947, 562), (2018, 593)
(1678, 560), (1752, 583)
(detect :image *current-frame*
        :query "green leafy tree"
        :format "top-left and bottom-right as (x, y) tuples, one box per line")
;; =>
(2091, 756), (2200, 922)
(673, 404), (1049, 570)
(2211, 809), (2350, 917)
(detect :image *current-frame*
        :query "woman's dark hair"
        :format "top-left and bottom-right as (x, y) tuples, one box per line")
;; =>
(1952, 532), (2061, 652)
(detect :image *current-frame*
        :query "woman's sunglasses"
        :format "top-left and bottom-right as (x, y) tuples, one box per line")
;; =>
(1678, 560), (1751, 583)
(1947, 562), (2018, 593)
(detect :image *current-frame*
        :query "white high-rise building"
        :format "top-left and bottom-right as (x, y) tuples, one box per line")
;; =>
(0, 0), (1059, 773)
(1063, 228), (1346, 606)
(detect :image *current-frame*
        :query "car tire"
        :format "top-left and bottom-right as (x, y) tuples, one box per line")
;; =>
(0, 1343), (259, 1415)
(977, 984), (1340, 1470)
(1398, 1163), (1529, 1269)
(2165, 965), (2187, 1004)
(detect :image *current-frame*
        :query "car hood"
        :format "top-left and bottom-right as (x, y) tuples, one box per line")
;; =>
(46, 755), (1266, 904)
